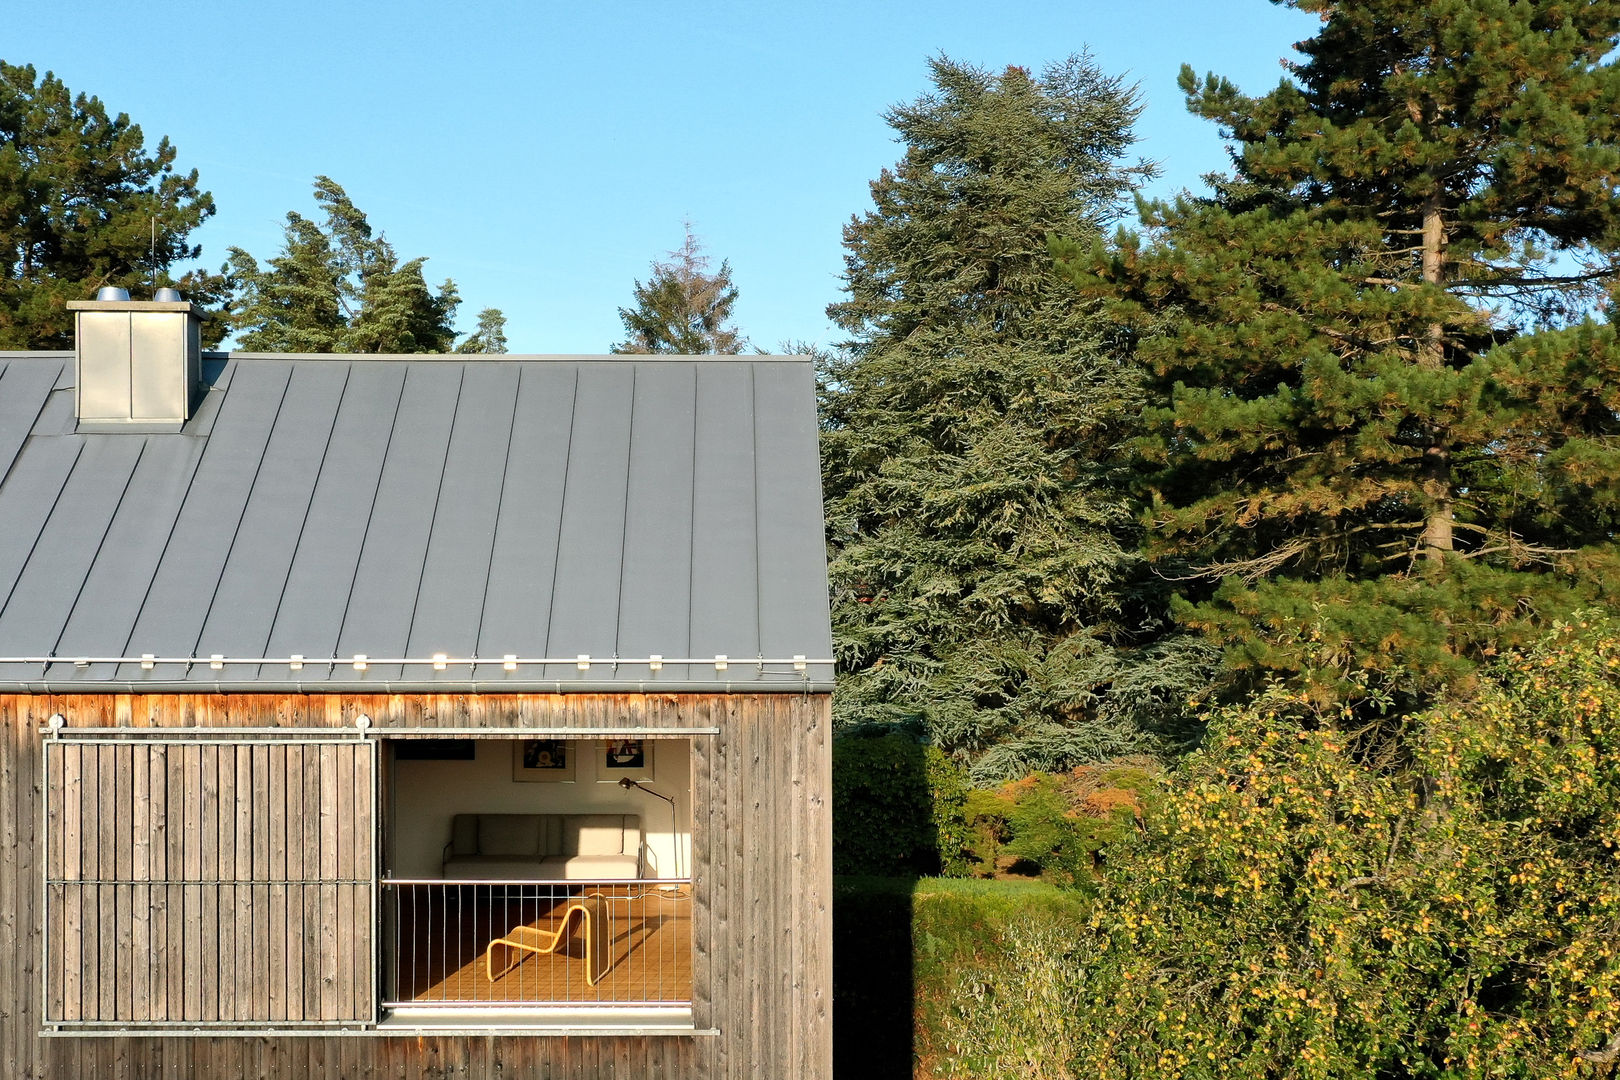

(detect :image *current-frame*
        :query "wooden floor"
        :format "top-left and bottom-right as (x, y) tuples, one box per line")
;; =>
(389, 885), (691, 1005)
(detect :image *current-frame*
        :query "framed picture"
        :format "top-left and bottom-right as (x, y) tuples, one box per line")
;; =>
(598, 737), (654, 782)
(513, 738), (575, 782)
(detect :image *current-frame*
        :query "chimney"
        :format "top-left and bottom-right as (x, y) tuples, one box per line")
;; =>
(65, 287), (201, 430)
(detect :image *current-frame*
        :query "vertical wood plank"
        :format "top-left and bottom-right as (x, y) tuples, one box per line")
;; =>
(283, 742), (303, 1022)
(355, 740), (374, 1021)
(79, 742), (101, 1022)
(18, 702), (42, 1075)
(269, 742), (288, 1023)
(42, 739), (62, 1025)
(166, 740), (185, 1023)
(234, 745), (255, 1022)
(303, 742), (322, 1022)
(60, 742), (81, 1023)
(335, 742), (354, 1021)
(690, 722), (712, 1033)
(113, 742), (133, 1022)
(199, 742), (219, 1022)
(148, 742), (168, 1024)
(131, 741), (150, 1023)
(320, 741), (339, 1021)
(215, 741), (236, 1022)
(250, 742), (270, 1024)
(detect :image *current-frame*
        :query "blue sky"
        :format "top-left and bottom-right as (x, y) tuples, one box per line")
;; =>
(13, 1), (1316, 353)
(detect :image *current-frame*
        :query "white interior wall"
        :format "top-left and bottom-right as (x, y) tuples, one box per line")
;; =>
(387, 738), (692, 880)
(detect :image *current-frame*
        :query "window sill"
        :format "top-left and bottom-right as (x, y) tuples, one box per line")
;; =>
(377, 1005), (705, 1036)
(43, 1007), (711, 1038)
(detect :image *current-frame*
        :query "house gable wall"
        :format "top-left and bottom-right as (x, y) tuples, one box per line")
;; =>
(0, 691), (831, 1080)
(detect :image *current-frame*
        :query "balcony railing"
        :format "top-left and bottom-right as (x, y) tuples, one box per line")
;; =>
(380, 879), (691, 1008)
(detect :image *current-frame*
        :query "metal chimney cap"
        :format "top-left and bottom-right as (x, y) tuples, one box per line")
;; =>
(153, 287), (183, 302)
(95, 286), (131, 302)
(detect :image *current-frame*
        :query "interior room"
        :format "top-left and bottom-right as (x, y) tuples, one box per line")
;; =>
(381, 736), (694, 1011)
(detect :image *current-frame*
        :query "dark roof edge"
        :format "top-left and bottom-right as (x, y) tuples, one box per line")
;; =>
(1, 678), (835, 695)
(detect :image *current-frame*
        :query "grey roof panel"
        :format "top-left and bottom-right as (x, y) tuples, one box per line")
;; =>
(118, 361), (291, 681)
(543, 363), (634, 681)
(0, 436), (144, 659)
(53, 431), (208, 680)
(474, 364), (578, 674)
(753, 362), (835, 682)
(0, 353), (831, 691)
(616, 362), (697, 682)
(0, 436), (84, 684)
(334, 363), (462, 681)
(262, 363), (407, 670)
(689, 364), (760, 661)
(405, 363), (519, 673)
(0, 358), (66, 484)
(200, 361), (348, 680)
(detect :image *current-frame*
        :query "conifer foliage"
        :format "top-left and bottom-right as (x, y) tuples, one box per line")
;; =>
(226, 176), (463, 353)
(823, 55), (1206, 780)
(1058, 1), (1620, 712)
(613, 224), (744, 354)
(456, 307), (509, 354)
(0, 61), (224, 347)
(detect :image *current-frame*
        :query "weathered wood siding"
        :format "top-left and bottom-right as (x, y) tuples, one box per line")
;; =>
(0, 692), (832, 1080)
(44, 738), (374, 1025)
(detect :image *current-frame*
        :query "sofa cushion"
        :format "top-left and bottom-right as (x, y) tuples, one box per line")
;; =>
(478, 814), (540, 856)
(539, 854), (641, 880)
(450, 814), (479, 856)
(566, 814), (631, 857)
(442, 855), (548, 880)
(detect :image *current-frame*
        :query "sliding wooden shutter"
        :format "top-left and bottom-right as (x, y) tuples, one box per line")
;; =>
(43, 737), (376, 1027)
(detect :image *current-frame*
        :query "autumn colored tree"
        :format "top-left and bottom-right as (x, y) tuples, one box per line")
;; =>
(1061, 618), (1620, 1078)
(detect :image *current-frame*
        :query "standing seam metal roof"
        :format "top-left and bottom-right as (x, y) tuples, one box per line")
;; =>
(0, 352), (832, 692)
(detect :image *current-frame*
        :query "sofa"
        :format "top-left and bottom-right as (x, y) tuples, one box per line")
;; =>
(440, 813), (641, 880)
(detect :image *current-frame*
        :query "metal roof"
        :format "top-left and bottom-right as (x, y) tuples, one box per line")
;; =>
(0, 353), (832, 692)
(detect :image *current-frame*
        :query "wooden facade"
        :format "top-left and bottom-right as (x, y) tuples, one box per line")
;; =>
(0, 691), (832, 1079)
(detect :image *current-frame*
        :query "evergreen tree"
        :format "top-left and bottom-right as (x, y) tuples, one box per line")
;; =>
(227, 176), (459, 353)
(0, 61), (225, 347)
(823, 55), (1209, 780)
(1058, 1), (1620, 719)
(456, 307), (509, 354)
(612, 224), (743, 354)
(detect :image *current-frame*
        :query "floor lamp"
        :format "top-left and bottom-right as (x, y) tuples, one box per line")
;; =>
(618, 777), (681, 880)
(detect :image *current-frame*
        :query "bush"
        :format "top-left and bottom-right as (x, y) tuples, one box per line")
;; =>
(962, 760), (1159, 886)
(1062, 619), (1620, 1079)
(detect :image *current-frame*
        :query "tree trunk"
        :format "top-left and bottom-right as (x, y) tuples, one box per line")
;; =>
(1418, 190), (1453, 561)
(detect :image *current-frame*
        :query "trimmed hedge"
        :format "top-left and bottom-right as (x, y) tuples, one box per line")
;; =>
(834, 876), (1090, 1079)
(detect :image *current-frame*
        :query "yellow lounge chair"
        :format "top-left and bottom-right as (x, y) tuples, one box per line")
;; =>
(484, 894), (610, 986)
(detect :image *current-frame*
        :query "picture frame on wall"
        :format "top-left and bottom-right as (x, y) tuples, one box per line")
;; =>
(598, 737), (654, 782)
(513, 738), (575, 782)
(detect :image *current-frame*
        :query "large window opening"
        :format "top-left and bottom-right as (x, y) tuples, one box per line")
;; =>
(379, 737), (694, 1024)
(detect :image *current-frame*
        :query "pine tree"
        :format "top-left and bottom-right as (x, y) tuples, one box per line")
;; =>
(0, 61), (225, 347)
(612, 224), (743, 354)
(227, 176), (460, 353)
(456, 307), (508, 354)
(1057, 1), (1620, 716)
(823, 55), (1209, 780)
